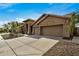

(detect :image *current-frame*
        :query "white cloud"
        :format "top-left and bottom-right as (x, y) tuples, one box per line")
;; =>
(0, 11), (42, 27)
(0, 20), (11, 28)
(0, 3), (15, 9)
(14, 13), (42, 23)
(15, 17), (25, 22)
(25, 13), (42, 20)
(0, 18), (25, 27)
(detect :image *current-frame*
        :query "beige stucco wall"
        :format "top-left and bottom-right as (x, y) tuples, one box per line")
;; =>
(32, 25), (40, 35)
(23, 23), (28, 34)
(23, 21), (34, 34)
(33, 16), (70, 37)
(39, 16), (65, 26)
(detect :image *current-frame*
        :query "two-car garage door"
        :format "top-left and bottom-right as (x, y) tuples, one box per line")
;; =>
(41, 25), (63, 37)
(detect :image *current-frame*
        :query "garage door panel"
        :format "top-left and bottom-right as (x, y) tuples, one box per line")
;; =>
(41, 25), (63, 37)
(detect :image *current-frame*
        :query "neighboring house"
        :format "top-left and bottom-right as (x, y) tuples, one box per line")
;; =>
(32, 14), (70, 38)
(22, 19), (35, 34)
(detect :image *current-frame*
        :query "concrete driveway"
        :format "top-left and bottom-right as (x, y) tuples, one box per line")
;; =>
(0, 35), (59, 56)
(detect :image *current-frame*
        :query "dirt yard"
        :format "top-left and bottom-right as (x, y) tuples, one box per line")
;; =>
(43, 41), (79, 56)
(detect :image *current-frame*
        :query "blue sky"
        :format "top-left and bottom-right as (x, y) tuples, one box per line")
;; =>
(0, 3), (79, 26)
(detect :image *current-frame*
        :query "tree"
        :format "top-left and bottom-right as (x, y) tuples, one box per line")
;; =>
(9, 21), (20, 33)
(74, 9), (79, 23)
(1, 21), (21, 33)
(69, 11), (79, 38)
(75, 14), (79, 23)
(3, 24), (9, 32)
(0, 28), (4, 33)
(69, 13), (76, 38)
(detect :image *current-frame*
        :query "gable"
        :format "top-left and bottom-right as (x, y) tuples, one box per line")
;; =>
(38, 16), (66, 26)
(32, 14), (70, 27)
(32, 14), (48, 26)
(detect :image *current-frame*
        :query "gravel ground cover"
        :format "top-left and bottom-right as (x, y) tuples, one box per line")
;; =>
(43, 41), (79, 56)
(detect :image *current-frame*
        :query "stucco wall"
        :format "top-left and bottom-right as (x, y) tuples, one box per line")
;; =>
(32, 16), (70, 37)
(32, 25), (40, 35)
(23, 21), (34, 34)
(38, 16), (65, 26)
